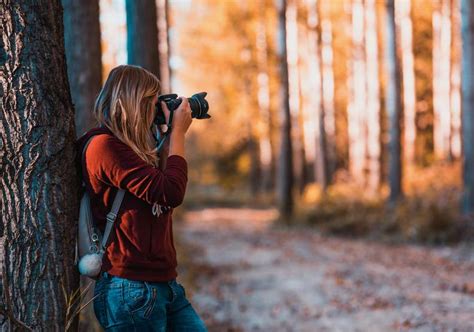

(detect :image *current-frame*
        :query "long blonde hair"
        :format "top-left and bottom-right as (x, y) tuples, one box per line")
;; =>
(94, 65), (160, 167)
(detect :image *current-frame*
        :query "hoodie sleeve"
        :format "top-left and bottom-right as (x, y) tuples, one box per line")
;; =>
(85, 134), (188, 207)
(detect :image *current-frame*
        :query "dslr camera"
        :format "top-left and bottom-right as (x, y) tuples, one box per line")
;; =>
(154, 92), (210, 126)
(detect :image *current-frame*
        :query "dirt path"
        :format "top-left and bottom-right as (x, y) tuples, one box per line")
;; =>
(176, 207), (474, 332)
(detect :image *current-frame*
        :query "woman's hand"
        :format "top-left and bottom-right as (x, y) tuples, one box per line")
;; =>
(164, 97), (192, 159)
(161, 97), (192, 134)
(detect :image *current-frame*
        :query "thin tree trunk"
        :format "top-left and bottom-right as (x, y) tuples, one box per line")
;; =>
(63, 0), (102, 138)
(330, 1), (350, 172)
(126, 0), (160, 77)
(320, 0), (336, 187)
(256, 0), (275, 193)
(376, 0), (388, 184)
(0, 1), (80, 330)
(412, 0), (434, 167)
(276, 0), (294, 220)
(450, 0), (462, 160)
(397, 0), (416, 166)
(286, 0), (305, 195)
(299, 2), (317, 185)
(349, 0), (367, 184)
(315, 0), (330, 191)
(157, 0), (171, 93)
(364, 0), (381, 191)
(433, 0), (452, 160)
(385, 0), (404, 203)
(461, 0), (474, 214)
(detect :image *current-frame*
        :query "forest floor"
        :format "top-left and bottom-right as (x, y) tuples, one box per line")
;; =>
(176, 207), (474, 332)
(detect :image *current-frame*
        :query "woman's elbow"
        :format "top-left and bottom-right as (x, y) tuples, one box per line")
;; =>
(164, 184), (187, 208)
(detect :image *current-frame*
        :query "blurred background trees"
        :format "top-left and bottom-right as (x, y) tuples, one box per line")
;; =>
(86, 0), (474, 234)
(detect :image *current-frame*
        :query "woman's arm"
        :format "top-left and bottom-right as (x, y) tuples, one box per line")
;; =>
(87, 134), (187, 207)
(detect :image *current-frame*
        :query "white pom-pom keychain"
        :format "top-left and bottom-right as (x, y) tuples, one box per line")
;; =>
(78, 253), (104, 277)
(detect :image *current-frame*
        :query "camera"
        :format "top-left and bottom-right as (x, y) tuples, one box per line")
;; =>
(154, 92), (210, 126)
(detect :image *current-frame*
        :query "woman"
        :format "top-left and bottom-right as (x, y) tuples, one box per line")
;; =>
(77, 65), (207, 331)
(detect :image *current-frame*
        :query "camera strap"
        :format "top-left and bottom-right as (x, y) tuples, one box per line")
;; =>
(155, 110), (175, 152)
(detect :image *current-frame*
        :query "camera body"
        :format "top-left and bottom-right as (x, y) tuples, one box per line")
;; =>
(154, 92), (210, 126)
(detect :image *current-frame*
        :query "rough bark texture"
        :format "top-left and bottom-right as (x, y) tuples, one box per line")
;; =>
(126, 0), (160, 78)
(0, 1), (80, 330)
(461, 0), (474, 214)
(276, 0), (294, 220)
(385, 0), (403, 203)
(62, 0), (102, 138)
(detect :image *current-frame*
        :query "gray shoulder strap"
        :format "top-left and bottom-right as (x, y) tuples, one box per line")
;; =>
(82, 134), (126, 252)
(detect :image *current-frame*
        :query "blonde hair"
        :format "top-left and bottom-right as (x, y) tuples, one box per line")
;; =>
(94, 65), (161, 167)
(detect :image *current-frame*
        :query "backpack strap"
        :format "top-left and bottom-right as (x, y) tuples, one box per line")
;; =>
(82, 134), (126, 253)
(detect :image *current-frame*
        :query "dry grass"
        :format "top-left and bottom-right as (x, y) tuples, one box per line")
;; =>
(302, 161), (473, 244)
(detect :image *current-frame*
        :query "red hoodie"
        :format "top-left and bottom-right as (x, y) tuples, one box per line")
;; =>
(76, 126), (187, 282)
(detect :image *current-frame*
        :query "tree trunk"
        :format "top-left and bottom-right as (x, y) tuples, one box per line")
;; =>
(157, 0), (171, 93)
(126, 0), (160, 77)
(286, 0), (305, 195)
(329, 1), (350, 172)
(397, 0), (417, 166)
(385, 0), (404, 203)
(0, 1), (80, 330)
(376, 0), (388, 184)
(63, 0), (102, 138)
(276, 0), (294, 220)
(364, 0), (381, 191)
(319, 0), (336, 188)
(450, 0), (462, 160)
(433, 0), (453, 160)
(256, 0), (275, 193)
(412, 0), (434, 167)
(315, 0), (330, 191)
(461, 0), (474, 214)
(348, 0), (367, 185)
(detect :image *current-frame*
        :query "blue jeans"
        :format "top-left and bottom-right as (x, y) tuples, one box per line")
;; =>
(93, 272), (207, 331)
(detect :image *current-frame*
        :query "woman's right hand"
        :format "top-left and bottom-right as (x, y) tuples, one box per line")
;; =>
(162, 97), (192, 134)
(165, 97), (192, 159)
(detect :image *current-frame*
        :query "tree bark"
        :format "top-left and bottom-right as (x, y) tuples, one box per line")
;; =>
(0, 1), (80, 330)
(432, 0), (452, 160)
(256, 0), (276, 193)
(314, 0), (330, 191)
(157, 0), (171, 93)
(461, 0), (474, 214)
(376, 0), (388, 184)
(364, 0), (381, 191)
(450, 0), (462, 160)
(397, 0), (416, 166)
(385, 0), (404, 203)
(276, 0), (294, 220)
(412, 0), (434, 167)
(348, 0), (368, 185)
(126, 0), (160, 77)
(62, 0), (102, 138)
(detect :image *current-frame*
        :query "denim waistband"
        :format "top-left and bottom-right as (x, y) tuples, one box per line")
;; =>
(100, 271), (176, 285)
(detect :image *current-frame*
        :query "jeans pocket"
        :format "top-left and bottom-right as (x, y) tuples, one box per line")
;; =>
(126, 280), (151, 314)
